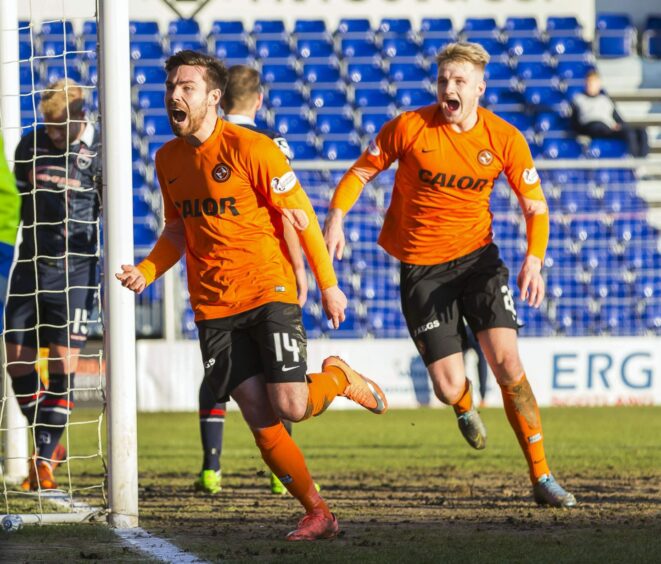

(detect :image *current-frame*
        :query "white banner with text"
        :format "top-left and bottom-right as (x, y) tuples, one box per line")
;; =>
(136, 337), (661, 411)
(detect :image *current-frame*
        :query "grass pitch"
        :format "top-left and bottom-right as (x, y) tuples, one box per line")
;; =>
(2, 406), (661, 563)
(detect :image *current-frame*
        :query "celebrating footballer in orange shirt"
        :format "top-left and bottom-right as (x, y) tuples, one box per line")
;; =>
(116, 50), (388, 541)
(324, 41), (576, 508)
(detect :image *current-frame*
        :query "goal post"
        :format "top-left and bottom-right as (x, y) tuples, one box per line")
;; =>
(0, 0), (29, 484)
(0, 0), (139, 528)
(99, 0), (139, 528)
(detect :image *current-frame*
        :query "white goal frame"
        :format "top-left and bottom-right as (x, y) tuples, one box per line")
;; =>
(0, 0), (139, 527)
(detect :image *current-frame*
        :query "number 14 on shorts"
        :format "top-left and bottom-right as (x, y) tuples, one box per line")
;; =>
(272, 332), (300, 364)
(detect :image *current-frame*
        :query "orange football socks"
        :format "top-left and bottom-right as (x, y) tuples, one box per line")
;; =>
(451, 378), (473, 415)
(252, 422), (329, 515)
(303, 367), (349, 419)
(500, 373), (551, 482)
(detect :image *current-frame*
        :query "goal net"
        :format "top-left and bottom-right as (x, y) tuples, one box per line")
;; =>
(1, 0), (106, 525)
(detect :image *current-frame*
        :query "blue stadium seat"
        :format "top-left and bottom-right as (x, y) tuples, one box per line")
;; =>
(421, 36), (454, 58)
(253, 20), (286, 35)
(523, 86), (565, 110)
(268, 88), (307, 109)
(142, 114), (171, 136)
(294, 19), (327, 34)
(41, 37), (77, 57)
(596, 13), (635, 58)
(360, 111), (392, 135)
(169, 39), (208, 54)
(354, 87), (394, 109)
(612, 218), (657, 244)
(129, 21), (160, 37)
(515, 60), (556, 82)
(136, 89), (165, 111)
(322, 139), (362, 160)
(168, 19), (201, 37)
(130, 41), (164, 61)
(420, 18), (453, 34)
(297, 38), (335, 60)
(42, 61), (81, 84)
(559, 188), (592, 214)
(337, 18), (372, 34)
(272, 112), (312, 135)
(309, 88), (348, 109)
(497, 112), (534, 132)
(382, 37), (421, 58)
(545, 16), (582, 36)
(209, 20), (245, 36)
(466, 37), (507, 59)
(604, 188), (643, 214)
(395, 87), (435, 108)
(504, 17), (539, 34)
(133, 65), (166, 86)
(315, 114), (354, 135)
(388, 63), (427, 83)
(302, 63), (341, 84)
(534, 111), (572, 134)
(596, 13), (633, 31)
(587, 138), (629, 158)
(134, 222), (158, 246)
(346, 62), (388, 84)
(597, 34), (635, 58)
(18, 40), (32, 61)
(341, 38), (380, 59)
(482, 87), (524, 109)
(569, 217), (609, 243)
(255, 38), (292, 59)
(462, 17), (498, 35)
(288, 139), (319, 160)
(262, 63), (299, 85)
(541, 137), (583, 158)
(506, 37), (548, 59)
(643, 32), (661, 58)
(484, 62), (515, 82)
(86, 63), (98, 86)
(549, 37), (592, 58)
(379, 18), (412, 35)
(40, 21), (73, 36)
(556, 60), (593, 80)
(82, 20), (97, 36)
(18, 64), (40, 91)
(213, 39), (251, 60)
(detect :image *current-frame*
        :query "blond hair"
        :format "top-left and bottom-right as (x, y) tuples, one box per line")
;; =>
(435, 42), (490, 71)
(39, 79), (85, 119)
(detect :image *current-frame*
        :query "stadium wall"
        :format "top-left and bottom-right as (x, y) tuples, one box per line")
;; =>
(17, 0), (595, 37)
(136, 337), (661, 411)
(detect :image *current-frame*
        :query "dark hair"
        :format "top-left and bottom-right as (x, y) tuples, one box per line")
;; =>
(165, 50), (229, 93)
(221, 65), (262, 112)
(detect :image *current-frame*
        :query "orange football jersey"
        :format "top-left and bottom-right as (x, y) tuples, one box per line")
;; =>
(332, 105), (543, 265)
(153, 119), (335, 320)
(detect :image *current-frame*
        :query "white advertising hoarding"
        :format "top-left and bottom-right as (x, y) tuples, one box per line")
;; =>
(136, 337), (661, 411)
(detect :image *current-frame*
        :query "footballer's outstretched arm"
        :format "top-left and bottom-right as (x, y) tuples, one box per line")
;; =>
(324, 157), (381, 260)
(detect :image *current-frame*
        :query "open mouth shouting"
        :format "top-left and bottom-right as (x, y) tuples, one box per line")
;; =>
(169, 107), (187, 124)
(441, 97), (461, 118)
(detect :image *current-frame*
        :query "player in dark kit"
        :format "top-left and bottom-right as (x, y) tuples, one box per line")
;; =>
(5, 79), (101, 491)
(193, 64), (309, 496)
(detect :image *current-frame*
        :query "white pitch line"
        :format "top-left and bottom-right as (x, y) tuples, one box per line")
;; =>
(115, 528), (211, 564)
(30, 492), (210, 563)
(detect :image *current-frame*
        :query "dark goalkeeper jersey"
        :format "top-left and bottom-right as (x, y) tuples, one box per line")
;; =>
(13, 123), (102, 261)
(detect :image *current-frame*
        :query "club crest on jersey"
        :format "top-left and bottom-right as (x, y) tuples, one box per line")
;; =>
(271, 171), (297, 194)
(212, 163), (231, 182)
(76, 147), (94, 170)
(523, 167), (539, 185)
(367, 139), (380, 156)
(477, 149), (493, 166)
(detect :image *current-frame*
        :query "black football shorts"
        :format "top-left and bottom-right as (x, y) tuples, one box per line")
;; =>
(197, 301), (308, 403)
(4, 258), (98, 349)
(400, 243), (518, 365)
